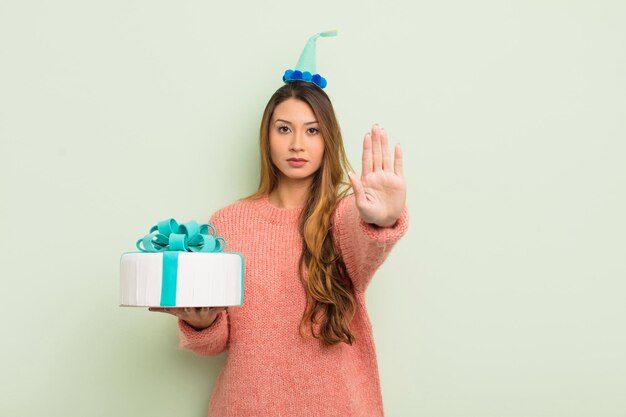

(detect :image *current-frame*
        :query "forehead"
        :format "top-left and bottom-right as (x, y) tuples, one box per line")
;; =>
(272, 98), (317, 123)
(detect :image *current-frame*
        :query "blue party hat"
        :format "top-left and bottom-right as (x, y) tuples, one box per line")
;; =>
(282, 30), (337, 89)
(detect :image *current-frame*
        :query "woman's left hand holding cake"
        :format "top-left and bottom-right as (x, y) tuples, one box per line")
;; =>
(149, 307), (226, 331)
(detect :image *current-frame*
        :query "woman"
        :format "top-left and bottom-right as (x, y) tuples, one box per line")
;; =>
(151, 79), (408, 416)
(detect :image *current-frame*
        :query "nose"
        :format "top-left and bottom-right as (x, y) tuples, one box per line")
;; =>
(289, 130), (305, 152)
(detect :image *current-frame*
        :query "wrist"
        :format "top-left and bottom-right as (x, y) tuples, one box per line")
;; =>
(187, 322), (210, 331)
(366, 215), (398, 228)
(185, 310), (222, 331)
(185, 318), (215, 331)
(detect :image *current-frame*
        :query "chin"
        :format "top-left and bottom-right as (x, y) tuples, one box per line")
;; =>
(279, 170), (316, 181)
(287, 175), (314, 181)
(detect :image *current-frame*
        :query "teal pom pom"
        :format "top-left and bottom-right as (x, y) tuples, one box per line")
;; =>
(310, 74), (327, 88)
(283, 70), (328, 89)
(283, 69), (294, 82)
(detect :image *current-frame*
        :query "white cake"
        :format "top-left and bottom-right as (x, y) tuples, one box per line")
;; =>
(120, 251), (244, 307)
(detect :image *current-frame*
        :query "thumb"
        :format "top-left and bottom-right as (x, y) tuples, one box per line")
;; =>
(348, 172), (367, 208)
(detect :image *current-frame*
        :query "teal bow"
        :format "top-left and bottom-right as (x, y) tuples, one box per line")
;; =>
(136, 218), (226, 253)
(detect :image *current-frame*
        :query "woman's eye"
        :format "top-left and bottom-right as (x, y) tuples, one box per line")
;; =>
(278, 126), (290, 133)
(307, 128), (319, 135)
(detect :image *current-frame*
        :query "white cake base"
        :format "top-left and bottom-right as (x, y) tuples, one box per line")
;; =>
(120, 251), (244, 307)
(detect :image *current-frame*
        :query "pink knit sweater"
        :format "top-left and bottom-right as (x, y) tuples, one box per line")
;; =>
(177, 193), (409, 416)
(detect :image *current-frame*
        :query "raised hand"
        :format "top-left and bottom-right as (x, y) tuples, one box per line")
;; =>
(348, 124), (406, 227)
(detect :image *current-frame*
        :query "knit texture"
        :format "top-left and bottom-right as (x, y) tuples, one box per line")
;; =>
(177, 193), (409, 417)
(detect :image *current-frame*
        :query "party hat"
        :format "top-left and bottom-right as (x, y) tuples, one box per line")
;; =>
(282, 30), (337, 89)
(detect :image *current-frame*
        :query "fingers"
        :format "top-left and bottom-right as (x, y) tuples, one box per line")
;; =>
(394, 143), (404, 178)
(380, 127), (391, 172)
(363, 124), (392, 175)
(149, 307), (185, 318)
(371, 125), (383, 172)
(148, 306), (224, 319)
(149, 307), (169, 313)
(362, 132), (372, 177)
(149, 306), (225, 330)
(194, 307), (225, 321)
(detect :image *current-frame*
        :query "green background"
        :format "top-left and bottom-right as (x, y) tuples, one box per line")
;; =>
(1, 0), (625, 416)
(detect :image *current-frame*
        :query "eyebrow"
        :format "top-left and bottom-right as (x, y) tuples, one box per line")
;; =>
(274, 119), (319, 126)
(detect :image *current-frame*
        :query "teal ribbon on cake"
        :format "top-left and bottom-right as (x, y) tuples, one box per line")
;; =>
(136, 219), (226, 306)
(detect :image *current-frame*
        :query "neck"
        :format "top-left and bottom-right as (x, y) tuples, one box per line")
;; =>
(269, 177), (312, 209)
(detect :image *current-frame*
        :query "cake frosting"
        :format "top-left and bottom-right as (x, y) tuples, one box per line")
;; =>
(119, 218), (244, 307)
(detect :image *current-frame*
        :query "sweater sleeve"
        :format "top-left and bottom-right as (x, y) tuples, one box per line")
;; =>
(177, 309), (229, 356)
(332, 194), (409, 292)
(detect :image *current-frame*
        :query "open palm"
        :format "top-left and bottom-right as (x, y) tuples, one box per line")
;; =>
(348, 124), (406, 227)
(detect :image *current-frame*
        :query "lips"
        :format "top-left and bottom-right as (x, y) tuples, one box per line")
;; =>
(287, 158), (307, 168)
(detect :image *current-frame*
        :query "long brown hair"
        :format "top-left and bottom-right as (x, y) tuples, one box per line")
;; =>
(248, 81), (357, 346)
